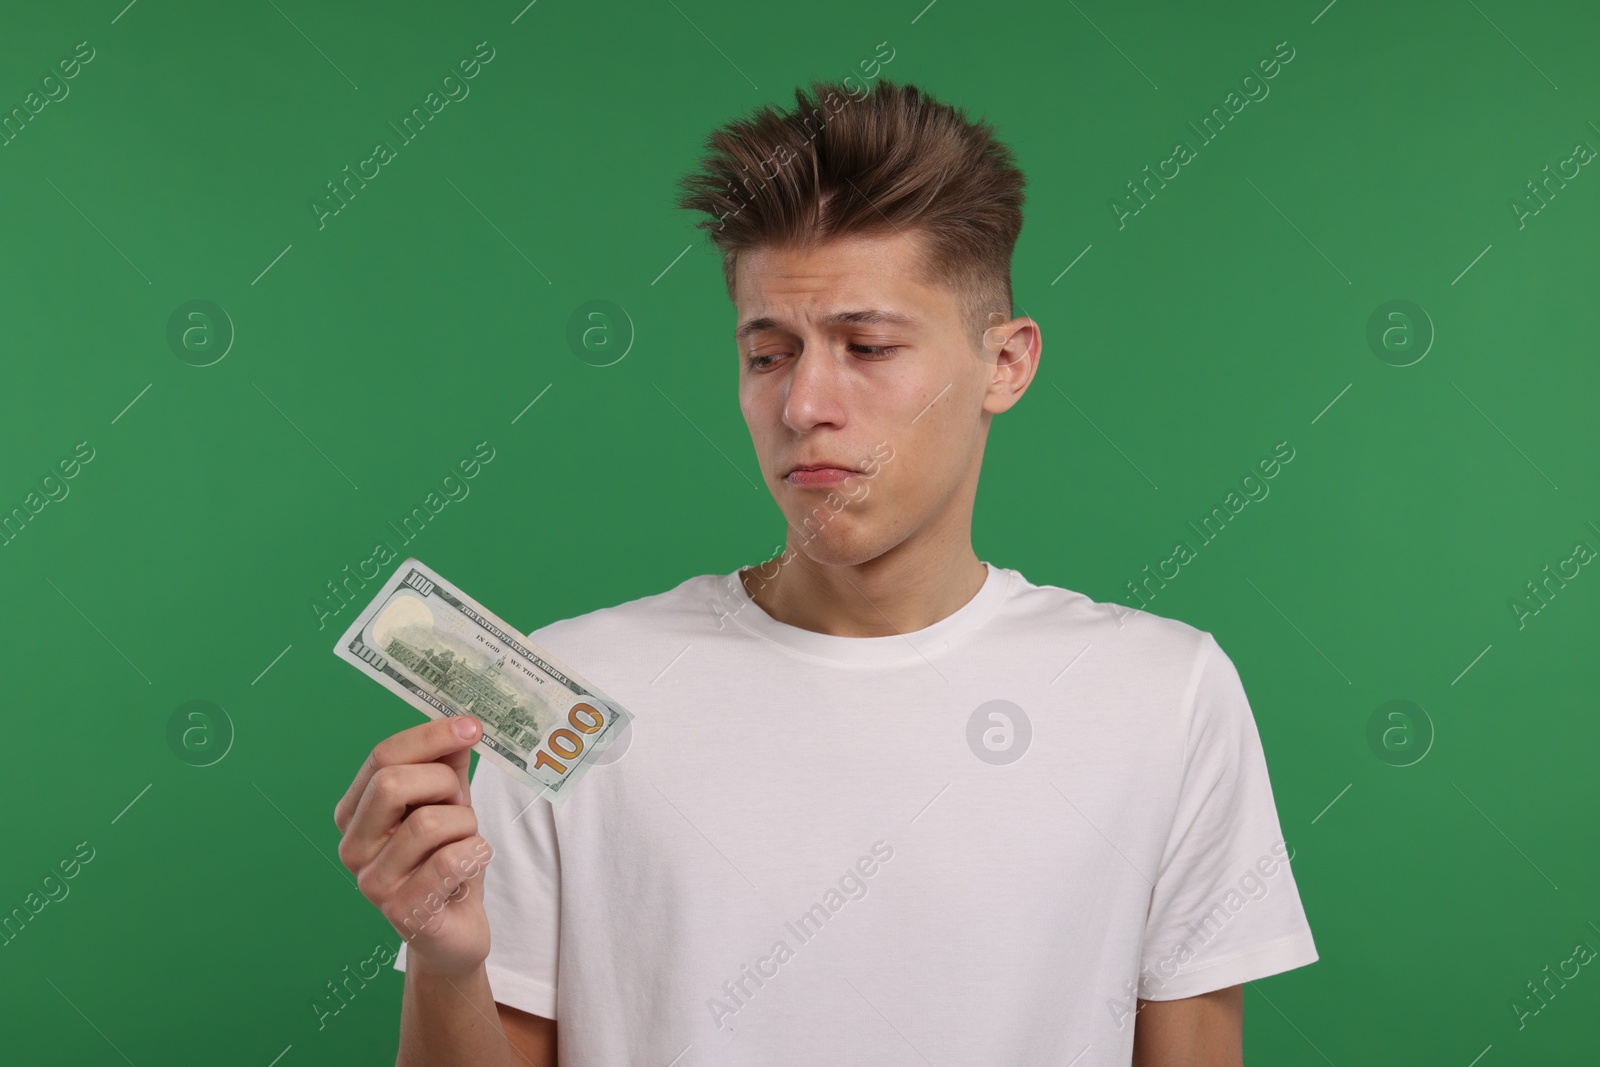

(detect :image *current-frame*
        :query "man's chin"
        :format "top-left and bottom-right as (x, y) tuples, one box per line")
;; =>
(783, 528), (886, 569)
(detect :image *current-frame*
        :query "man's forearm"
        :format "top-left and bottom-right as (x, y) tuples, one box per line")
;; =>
(396, 959), (521, 1067)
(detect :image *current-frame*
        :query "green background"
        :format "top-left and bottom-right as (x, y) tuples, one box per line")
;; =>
(3, 0), (1596, 1062)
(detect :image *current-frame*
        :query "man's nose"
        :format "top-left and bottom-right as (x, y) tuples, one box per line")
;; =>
(782, 346), (847, 431)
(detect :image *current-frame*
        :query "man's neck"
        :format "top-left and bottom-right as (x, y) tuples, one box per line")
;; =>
(741, 542), (988, 638)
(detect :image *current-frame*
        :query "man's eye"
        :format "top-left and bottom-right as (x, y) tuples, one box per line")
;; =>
(746, 345), (900, 370)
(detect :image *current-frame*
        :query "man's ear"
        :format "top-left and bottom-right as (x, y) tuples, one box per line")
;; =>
(980, 313), (1041, 415)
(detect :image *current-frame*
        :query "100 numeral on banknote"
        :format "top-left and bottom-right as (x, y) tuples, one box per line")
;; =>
(333, 558), (630, 804)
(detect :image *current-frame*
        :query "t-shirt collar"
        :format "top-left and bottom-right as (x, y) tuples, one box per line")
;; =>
(713, 560), (1013, 666)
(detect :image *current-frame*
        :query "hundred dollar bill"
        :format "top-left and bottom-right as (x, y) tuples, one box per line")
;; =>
(333, 558), (630, 804)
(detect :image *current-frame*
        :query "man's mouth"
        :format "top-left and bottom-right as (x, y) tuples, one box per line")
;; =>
(783, 463), (863, 488)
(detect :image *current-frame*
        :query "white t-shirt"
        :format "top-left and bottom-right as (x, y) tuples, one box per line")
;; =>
(394, 561), (1318, 1064)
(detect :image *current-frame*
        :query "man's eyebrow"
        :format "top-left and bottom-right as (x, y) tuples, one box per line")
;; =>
(735, 309), (921, 342)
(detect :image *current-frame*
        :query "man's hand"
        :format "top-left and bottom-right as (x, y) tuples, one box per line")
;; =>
(334, 715), (494, 979)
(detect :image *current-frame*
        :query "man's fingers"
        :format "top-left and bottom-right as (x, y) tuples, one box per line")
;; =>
(438, 743), (472, 806)
(336, 761), (468, 874)
(334, 716), (481, 833)
(384, 835), (495, 943)
(355, 802), (480, 906)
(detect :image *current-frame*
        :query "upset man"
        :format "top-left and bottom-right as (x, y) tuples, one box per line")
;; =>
(335, 78), (1319, 1066)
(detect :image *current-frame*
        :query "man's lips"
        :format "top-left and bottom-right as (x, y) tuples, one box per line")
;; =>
(784, 466), (862, 488)
(784, 456), (869, 476)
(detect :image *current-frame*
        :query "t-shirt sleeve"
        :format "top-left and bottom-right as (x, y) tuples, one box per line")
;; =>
(392, 752), (561, 1019)
(1137, 631), (1319, 1000)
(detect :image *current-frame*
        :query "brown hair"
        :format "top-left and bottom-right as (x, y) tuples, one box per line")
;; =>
(674, 78), (1026, 342)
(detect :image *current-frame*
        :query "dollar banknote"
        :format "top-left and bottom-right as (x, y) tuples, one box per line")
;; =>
(333, 558), (630, 804)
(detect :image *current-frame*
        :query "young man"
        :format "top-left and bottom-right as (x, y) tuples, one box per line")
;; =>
(335, 79), (1318, 1066)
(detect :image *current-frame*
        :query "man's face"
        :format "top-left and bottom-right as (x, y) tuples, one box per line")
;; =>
(732, 228), (1035, 568)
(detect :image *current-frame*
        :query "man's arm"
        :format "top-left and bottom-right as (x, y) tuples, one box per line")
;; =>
(498, 1001), (557, 1067)
(395, 958), (527, 1067)
(1132, 984), (1243, 1067)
